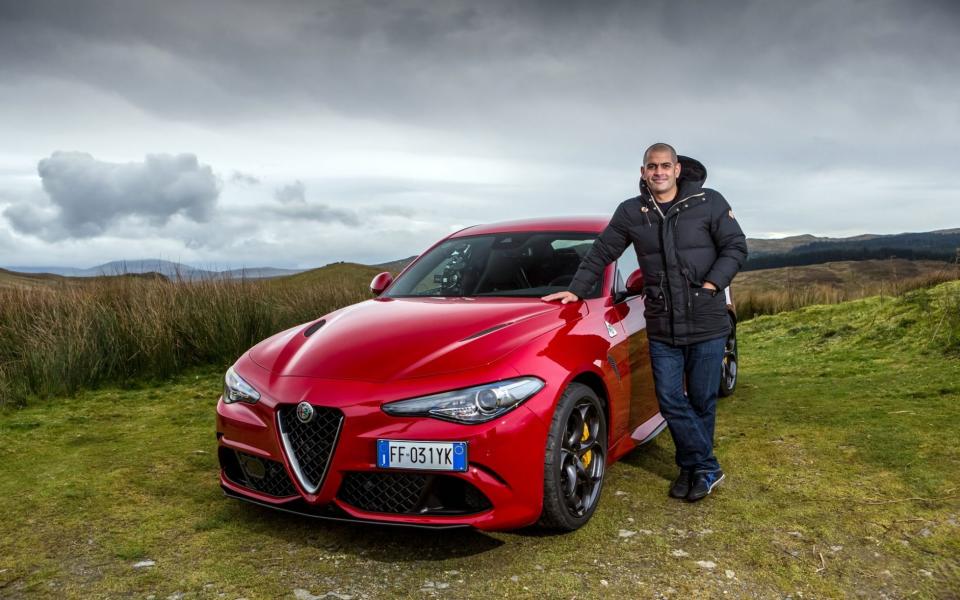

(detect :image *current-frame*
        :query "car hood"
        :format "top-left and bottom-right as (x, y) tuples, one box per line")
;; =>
(249, 297), (587, 382)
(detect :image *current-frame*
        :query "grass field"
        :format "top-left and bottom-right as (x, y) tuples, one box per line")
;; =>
(733, 259), (959, 319)
(1, 283), (958, 598)
(735, 259), (957, 294)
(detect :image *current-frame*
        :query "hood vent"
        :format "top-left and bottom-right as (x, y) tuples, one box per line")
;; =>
(303, 319), (326, 337)
(460, 321), (514, 341)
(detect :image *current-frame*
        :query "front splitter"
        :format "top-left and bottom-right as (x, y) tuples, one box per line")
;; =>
(221, 485), (472, 530)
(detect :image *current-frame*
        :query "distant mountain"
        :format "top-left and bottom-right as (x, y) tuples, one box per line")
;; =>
(7, 265), (88, 277)
(8, 226), (958, 283)
(746, 230), (960, 257)
(5, 259), (304, 280)
(745, 229), (959, 271)
(747, 234), (885, 256)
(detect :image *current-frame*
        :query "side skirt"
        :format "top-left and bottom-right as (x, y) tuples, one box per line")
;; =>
(630, 414), (667, 445)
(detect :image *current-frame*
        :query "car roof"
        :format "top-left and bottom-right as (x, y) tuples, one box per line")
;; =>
(449, 215), (611, 238)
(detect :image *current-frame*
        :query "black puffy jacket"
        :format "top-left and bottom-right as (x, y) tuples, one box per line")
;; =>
(568, 156), (747, 345)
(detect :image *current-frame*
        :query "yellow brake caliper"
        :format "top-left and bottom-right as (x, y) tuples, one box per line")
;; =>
(581, 423), (592, 467)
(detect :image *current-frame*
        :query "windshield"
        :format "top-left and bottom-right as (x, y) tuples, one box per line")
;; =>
(385, 232), (602, 298)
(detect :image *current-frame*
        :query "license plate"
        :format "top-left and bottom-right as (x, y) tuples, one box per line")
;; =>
(376, 440), (468, 472)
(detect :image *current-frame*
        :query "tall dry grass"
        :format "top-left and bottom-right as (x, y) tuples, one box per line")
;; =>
(735, 268), (960, 321)
(0, 276), (367, 406)
(3, 260), (957, 407)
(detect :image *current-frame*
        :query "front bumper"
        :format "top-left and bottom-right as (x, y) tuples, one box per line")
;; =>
(220, 486), (471, 530)
(215, 365), (551, 531)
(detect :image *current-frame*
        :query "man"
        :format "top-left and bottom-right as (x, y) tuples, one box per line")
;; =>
(542, 143), (747, 502)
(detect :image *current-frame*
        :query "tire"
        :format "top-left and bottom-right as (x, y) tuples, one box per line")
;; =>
(538, 383), (607, 531)
(719, 319), (738, 397)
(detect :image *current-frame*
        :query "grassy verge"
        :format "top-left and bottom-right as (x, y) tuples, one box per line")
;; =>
(1, 285), (958, 599)
(734, 261), (960, 320)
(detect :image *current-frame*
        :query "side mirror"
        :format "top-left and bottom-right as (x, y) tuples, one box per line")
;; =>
(625, 268), (644, 296)
(370, 272), (393, 296)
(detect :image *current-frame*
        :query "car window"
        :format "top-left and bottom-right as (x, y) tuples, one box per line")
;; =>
(386, 232), (603, 298)
(614, 244), (640, 297)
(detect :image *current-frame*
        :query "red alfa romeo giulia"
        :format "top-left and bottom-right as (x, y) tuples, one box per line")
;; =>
(216, 216), (738, 531)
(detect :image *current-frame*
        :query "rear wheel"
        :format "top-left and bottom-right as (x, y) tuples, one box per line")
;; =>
(719, 319), (738, 397)
(539, 383), (607, 531)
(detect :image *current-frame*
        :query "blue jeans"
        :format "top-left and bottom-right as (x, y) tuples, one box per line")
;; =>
(648, 336), (726, 472)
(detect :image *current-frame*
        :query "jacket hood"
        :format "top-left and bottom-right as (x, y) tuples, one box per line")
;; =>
(639, 154), (707, 198)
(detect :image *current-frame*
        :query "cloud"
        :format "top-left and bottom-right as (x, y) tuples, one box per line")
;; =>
(377, 205), (417, 218)
(274, 180), (306, 204)
(3, 152), (220, 240)
(230, 171), (260, 185)
(1, 1), (959, 266)
(0, 224), (13, 252)
(267, 179), (360, 226)
(272, 202), (360, 227)
(3, 1), (957, 146)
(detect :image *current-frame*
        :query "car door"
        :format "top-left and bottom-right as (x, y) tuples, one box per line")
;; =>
(612, 250), (659, 432)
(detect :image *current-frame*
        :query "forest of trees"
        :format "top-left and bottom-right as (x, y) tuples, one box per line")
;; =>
(744, 232), (960, 271)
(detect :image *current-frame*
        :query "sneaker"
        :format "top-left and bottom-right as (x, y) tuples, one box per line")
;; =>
(668, 469), (693, 499)
(687, 469), (725, 502)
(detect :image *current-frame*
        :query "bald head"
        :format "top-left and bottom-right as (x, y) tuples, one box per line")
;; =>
(643, 142), (678, 164)
(641, 143), (682, 201)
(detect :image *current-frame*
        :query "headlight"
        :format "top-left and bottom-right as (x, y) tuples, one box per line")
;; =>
(223, 366), (261, 404)
(382, 377), (544, 424)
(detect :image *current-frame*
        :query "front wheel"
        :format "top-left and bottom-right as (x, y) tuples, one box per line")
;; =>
(538, 383), (607, 531)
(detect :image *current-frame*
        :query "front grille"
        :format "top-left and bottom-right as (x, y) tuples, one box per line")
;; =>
(338, 472), (492, 515)
(219, 448), (297, 498)
(277, 405), (343, 494)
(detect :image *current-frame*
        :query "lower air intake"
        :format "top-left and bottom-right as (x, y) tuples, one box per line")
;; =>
(338, 472), (492, 515)
(219, 448), (297, 498)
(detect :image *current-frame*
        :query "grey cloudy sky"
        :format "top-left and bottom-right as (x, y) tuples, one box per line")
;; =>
(1, 0), (958, 269)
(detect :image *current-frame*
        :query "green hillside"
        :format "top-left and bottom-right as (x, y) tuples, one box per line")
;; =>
(0, 269), (169, 290)
(271, 261), (388, 290)
(0, 283), (957, 597)
(734, 259), (957, 295)
(371, 255), (417, 274)
(748, 280), (960, 357)
(0, 267), (68, 289)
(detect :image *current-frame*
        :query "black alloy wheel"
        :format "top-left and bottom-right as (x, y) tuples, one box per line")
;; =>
(719, 318), (738, 397)
(539, 383), (607, 531)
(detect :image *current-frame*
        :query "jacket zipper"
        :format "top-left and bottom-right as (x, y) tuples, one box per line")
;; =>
(652, 205), (675, 343)
(658, 271), (669, 313)
(651, 191), (704, 219)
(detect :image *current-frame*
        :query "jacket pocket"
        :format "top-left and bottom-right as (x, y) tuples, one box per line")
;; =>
(643, 285), (669, 318)
(690, 287), (728, 332)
